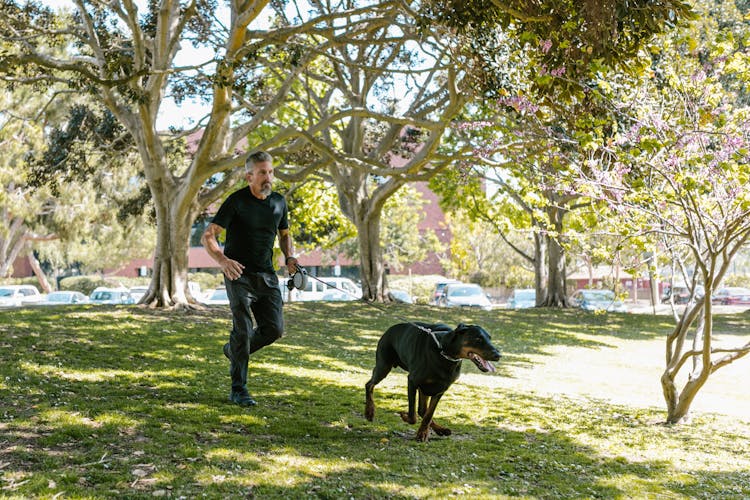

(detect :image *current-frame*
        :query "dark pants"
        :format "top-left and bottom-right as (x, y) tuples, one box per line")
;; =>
(224, 273), (284, 393)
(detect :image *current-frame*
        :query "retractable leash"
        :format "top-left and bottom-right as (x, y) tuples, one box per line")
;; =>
(286, 267), (461, 363)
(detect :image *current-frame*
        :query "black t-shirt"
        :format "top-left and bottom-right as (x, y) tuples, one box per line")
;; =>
(211, 187), (289, 274)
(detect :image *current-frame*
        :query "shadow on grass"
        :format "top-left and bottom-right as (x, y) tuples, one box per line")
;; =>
(1, 304), (748, 498)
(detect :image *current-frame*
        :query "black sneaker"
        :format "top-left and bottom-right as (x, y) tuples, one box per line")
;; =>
(230, 389), (257, 407)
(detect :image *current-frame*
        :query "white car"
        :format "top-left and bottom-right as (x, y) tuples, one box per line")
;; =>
(41, 291), (90, 305)
(129, 286), (149, 303)
(89, 287), (135, 305)
(203, 287), (229, 305)
(0, 284), (44, 307)
(438, 283), (493, 311)
(295, 277), (362, 302)
(569, 289), (628, 313)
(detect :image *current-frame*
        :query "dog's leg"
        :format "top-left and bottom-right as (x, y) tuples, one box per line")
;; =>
(399, 378), (418, 425)
(365, 365), (393, 422)
(415, 392), (444, 442)
(364, 380), (376, 421)
(416, 390), (449, 434)
(417, 388), (427, 417)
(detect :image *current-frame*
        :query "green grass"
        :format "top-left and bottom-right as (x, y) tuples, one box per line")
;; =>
(1, 303), (749, 499)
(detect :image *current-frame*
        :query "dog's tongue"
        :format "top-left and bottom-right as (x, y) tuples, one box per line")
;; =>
(470, 353), (496, 373)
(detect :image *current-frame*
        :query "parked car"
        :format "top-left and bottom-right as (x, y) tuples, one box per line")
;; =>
(89, 287), (135, 305)
(438, 283), (492, 311)
(711, 287), (750, 305)
(431, 280), (462, 305)
(507, 288), (536, 309)
(203, 287), (229, 305)
(662, 284), (705, 304)
(295, 276), (362, 302)
(320, 289), (353, 301)
(0, 284), (44, 307)
(40, 291), (89, 306)
(569, 289), (627, 313)
(129, 286), (149, 303)
(388, 289), (414, 304)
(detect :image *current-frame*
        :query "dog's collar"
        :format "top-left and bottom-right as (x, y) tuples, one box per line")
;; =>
(440, 351), (461, 363)
(415, 324), (462, 363)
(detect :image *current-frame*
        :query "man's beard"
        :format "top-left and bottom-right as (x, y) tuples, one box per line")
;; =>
(260, 183), (272, 196)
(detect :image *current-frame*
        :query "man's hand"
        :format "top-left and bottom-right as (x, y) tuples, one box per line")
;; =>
(286, 256), (299, 275)
(202, 222), (244, 280)
(221, 257), (245, 281)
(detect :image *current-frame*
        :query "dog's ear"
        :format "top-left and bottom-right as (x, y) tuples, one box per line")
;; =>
(455, 323), (469, 333)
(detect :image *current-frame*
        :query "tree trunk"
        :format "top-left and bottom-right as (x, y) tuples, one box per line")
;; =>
(662, 294), (713, 424)
(331, 166), (400, 302)
(140, 175), (202, 309)
(541, 207), (569, 307)
(356, 211), (386, 301)
(0, 217), (28, 278)
(27, 249), (52, 293)
(649, 266), (658, 308)
(533, 232), (547, 307)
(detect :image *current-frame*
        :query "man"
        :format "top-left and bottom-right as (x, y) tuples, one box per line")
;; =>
(201, 151), (298, 407)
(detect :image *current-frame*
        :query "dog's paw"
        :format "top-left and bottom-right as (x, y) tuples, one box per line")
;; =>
(430, 421), (451, 436)
(415, 430), (430, 442)
(433, 426), (451, 436)
(399, 412), (417, 424)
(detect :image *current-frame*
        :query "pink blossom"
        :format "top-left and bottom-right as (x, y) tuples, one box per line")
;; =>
(497, 95), (539, 114)
(540, 39), (553, 54)
(550, 66), (566, 77)
(455, 121), (494, 131)
(691, 70), (707, 83)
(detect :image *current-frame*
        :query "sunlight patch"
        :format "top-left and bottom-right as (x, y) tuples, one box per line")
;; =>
(39, 409), (104, 428)
(19, 361), (177, 383)
(219, 414), (265, 426)
(197, 451), (368, 488)
(204, 448), (263, 464)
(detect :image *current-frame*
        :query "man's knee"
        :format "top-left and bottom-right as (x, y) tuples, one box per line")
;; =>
(249, 323), (283, 354)
(263, 323), (284, 342)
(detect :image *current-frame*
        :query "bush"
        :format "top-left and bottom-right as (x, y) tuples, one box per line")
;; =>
(0, 277), (42, 288)
(58, 276), (126, 296)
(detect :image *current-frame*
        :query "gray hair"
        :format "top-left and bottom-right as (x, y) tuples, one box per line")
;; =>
(245, 151), (273, 173)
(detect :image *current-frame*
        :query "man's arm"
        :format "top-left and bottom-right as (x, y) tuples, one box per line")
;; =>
(201, 223), (245, 280)
(278, 228), (298, 274)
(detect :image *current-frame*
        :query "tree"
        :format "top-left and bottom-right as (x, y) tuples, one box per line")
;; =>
(272, 1), (470, 300)
(441, 210), (535, 289)
(0, 81), (150, 288)
(0, 0), (474, 306)
(335, 184), (443, 277)
(419, 0), (694, 89)
(577, 0), (750, 423)
(421, 0), (696, 307)
(285, 178), (356, 253)
(0, 83), (47, 279)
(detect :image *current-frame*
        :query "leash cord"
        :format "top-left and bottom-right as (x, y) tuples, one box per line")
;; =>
(297, 271), (460, 363)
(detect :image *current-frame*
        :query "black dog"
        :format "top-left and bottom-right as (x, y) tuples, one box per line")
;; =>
(365, 322), (501, 442)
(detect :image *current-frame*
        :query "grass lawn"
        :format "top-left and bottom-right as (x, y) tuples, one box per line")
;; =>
(1, 303), (750, 499)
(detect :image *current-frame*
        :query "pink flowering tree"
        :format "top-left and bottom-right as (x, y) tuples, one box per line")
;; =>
(425, 0), (695, 307)
(576, 0), (750, 423)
